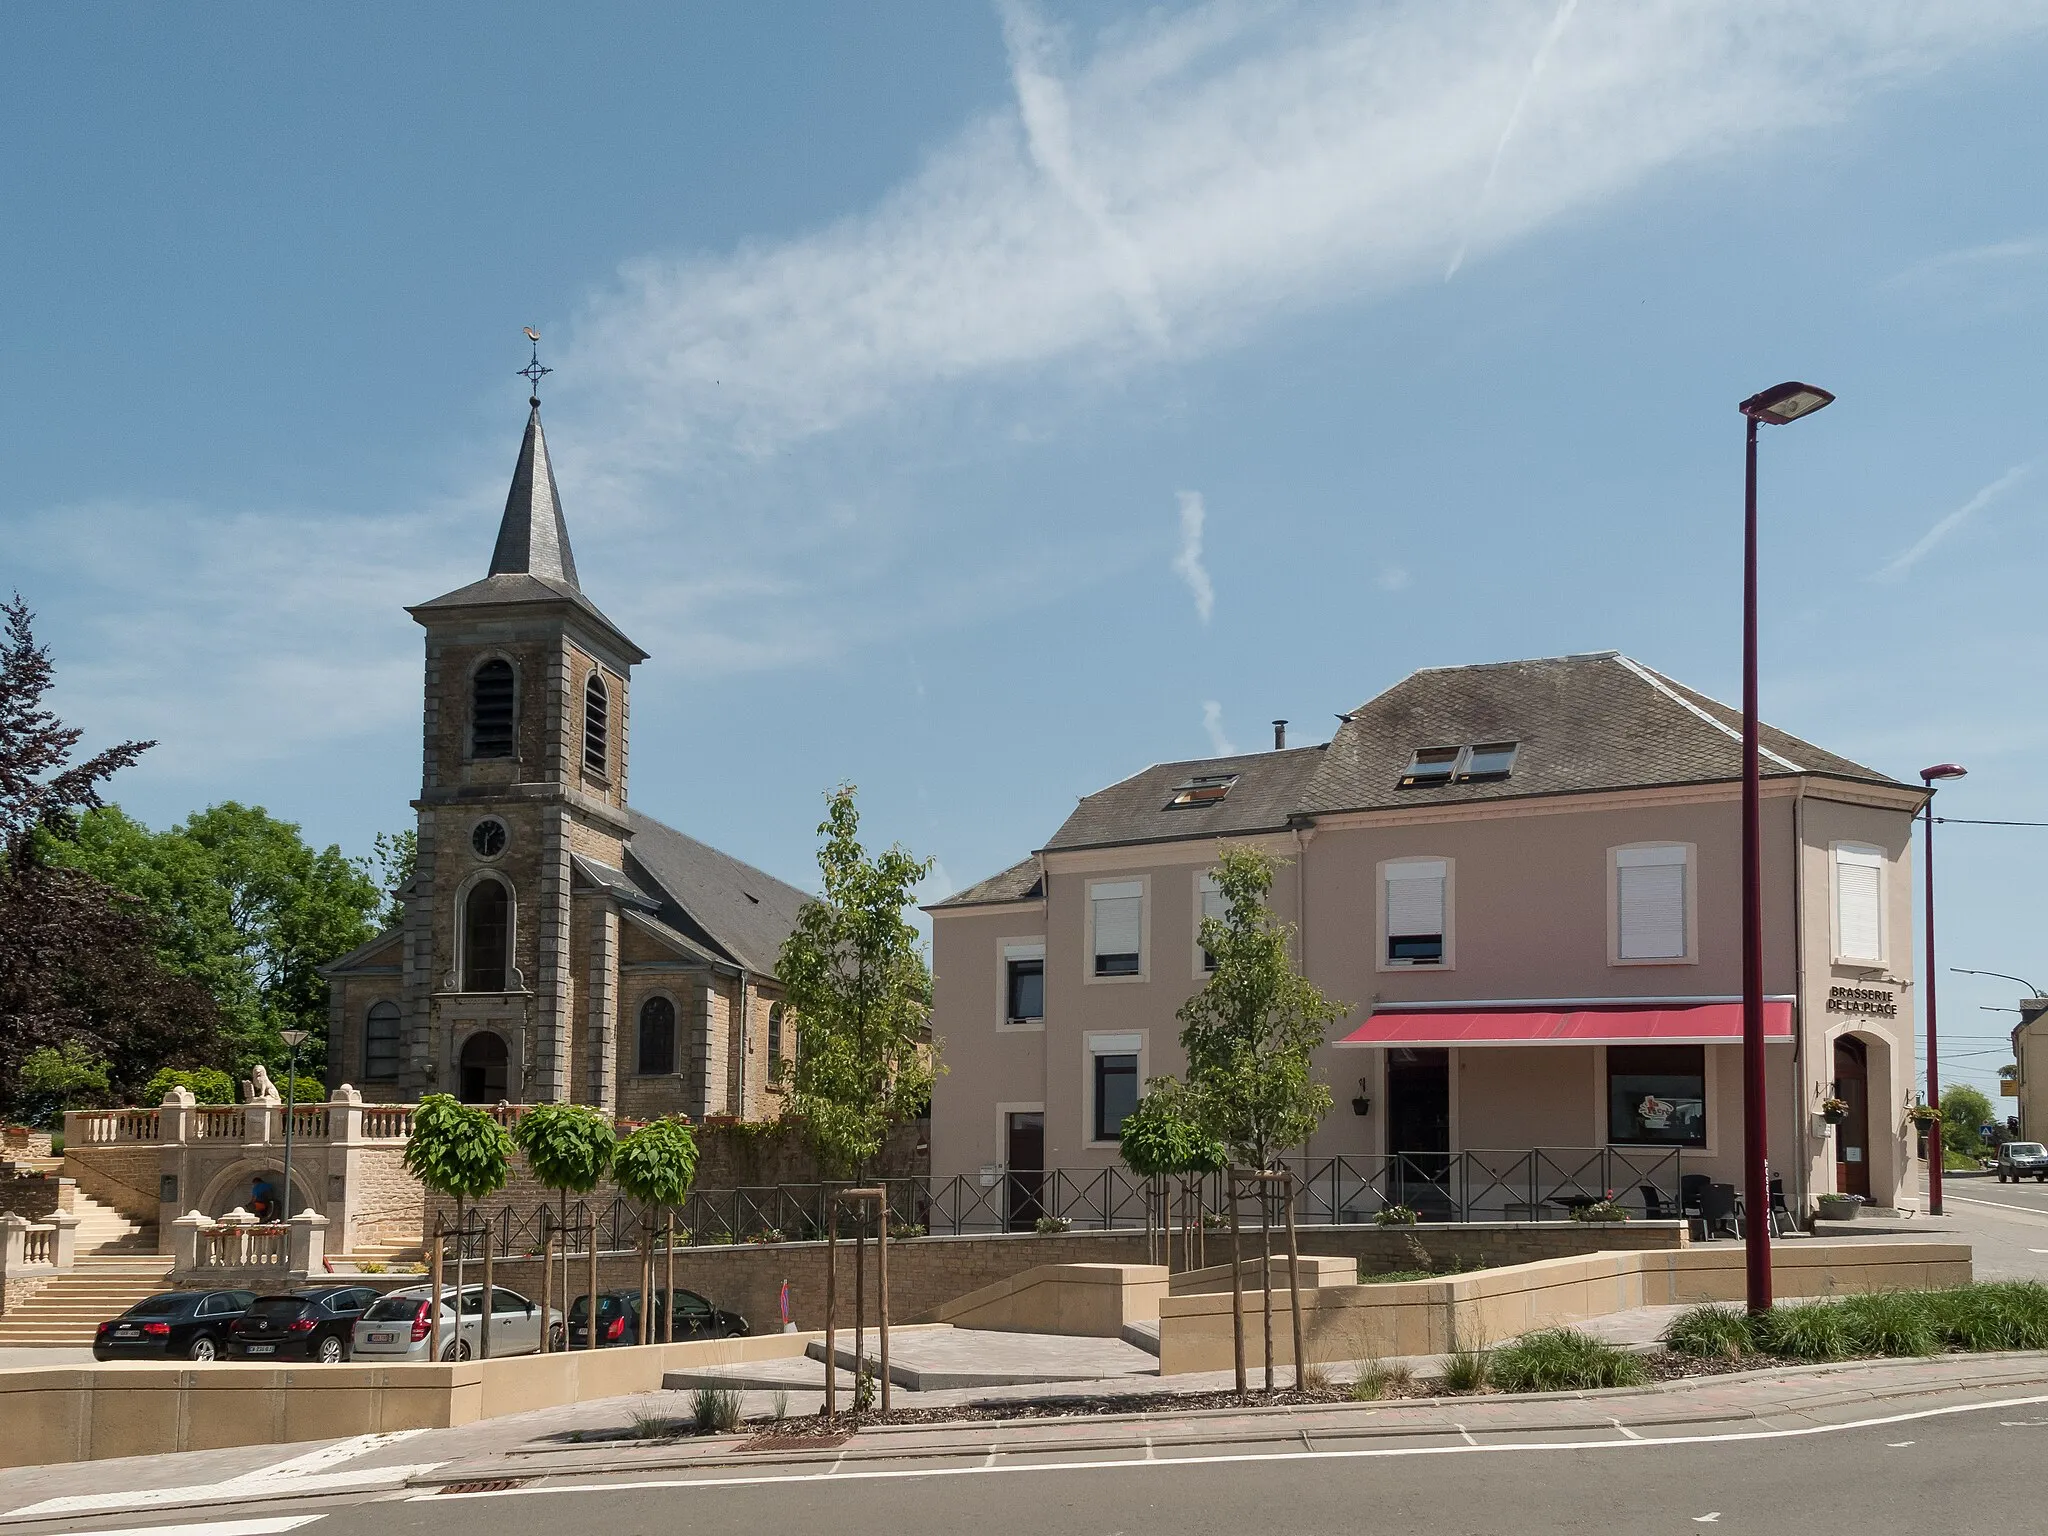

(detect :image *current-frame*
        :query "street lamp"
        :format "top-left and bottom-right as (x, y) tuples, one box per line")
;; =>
(279, 1028), (310, 1225)
(1952, 968), (2044, 998)
(1737, 380), (1835, 1316)
(1919, 763), (1967, 1215)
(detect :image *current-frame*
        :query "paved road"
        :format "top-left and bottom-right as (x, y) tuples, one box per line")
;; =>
(182, 1399), (2048, 1536)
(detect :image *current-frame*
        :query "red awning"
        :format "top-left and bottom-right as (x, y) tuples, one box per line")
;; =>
(1338, 1002), (1794, 1048)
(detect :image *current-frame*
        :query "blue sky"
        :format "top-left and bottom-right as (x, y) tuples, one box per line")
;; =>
(7, 3), (2045, 1096)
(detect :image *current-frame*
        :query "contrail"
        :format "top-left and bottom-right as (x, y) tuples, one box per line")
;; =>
(1446, 0), (1580, 282)
(1874, 463), (2031, 581)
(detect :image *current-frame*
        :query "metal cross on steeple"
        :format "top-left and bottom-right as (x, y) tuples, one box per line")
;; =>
(518, 326), (552, 403)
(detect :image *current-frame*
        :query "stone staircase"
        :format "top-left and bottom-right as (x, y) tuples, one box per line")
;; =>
(0, 1191), (167, 1347)
(329, 1234), (425, 1273)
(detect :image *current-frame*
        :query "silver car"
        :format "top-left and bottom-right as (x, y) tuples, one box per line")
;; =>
(349, 1284), (564, 1362)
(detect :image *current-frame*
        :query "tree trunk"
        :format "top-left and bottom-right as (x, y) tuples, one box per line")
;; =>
(452, 1197), (466, 1359)
(1260, 1175), (1274, 1394)
(1228, 1173), (1245, 1395)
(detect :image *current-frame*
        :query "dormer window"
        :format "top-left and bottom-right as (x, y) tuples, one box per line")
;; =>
(1167, 773), (1238, 809)
(1397, 742), (1518, 788)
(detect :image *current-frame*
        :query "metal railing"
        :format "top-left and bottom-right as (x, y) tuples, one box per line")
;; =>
(430, 1148), (1686, 1259)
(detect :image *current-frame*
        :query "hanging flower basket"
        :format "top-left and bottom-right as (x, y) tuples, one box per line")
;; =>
(1819, 1097), (1850, 1125)
(1907, 1104), (1941, 1127)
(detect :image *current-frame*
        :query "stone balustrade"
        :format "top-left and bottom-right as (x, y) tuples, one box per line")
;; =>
(67, 1093), (527, 1149)
(0, 1208), (82, 1308)
(172, 1207), (326, 1280)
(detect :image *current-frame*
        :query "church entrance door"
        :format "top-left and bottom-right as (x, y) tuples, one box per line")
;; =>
(459, 1031), (510, 1103)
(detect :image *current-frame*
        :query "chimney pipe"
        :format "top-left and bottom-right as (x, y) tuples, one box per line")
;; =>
(1272, 720), (1287, 750)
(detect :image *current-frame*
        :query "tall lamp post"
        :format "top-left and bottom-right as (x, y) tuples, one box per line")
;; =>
(279, 1028), (309, 1224)
(1737, 380), (1835, 1315)
(1919, 764), (1967, 1215)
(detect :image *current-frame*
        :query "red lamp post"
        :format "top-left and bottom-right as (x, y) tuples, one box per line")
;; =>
(1737, 381), (1835, 1315)
(1920, 763), (1967, 1215)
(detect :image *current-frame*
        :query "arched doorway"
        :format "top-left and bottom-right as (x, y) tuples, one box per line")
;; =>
(459, 1031), (509, 1103)
(1834, 1035), (1871, 1200)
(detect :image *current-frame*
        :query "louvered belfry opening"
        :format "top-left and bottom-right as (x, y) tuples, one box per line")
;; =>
(472, 659), (516, 758)
(583, 671), (608, 776)
(463, 877), (510, 992)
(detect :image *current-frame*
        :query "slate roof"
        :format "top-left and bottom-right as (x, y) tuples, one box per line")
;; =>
(1044, 746), (1330, 853)
(622, 809), (815, 974)
(929, 856), (1044, 910)
(936, 652), (1915, 890)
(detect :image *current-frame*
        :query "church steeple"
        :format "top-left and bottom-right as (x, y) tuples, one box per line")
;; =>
(488, 400), (580, 589)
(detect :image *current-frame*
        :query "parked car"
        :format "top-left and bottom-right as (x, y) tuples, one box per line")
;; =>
(93, 1290), (257, 1362)
(348, 1284), (563, 1362)
(225, 1285), (378, 1363)
(566, 1287), (749, 1348)
(1996, 1142), (2048, 1183)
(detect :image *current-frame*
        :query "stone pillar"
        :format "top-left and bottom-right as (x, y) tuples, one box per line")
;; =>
(287, 1209), (329, 1276)
(692, 979), (727, 1120)
(329, 1086), (363, 1254)
(534, 806), (574, 1101)
(158, 1086), (196, 1245)
(47, 1210), (80, 1270)
(588, 906), (618, 1114)
(171, 1209), (215, 1274)
(0, 1213), (33, 1283)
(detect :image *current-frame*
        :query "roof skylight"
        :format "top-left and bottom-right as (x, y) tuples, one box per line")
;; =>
(1167, 772), (1239, 809)
(1397, 742), (1519, 788)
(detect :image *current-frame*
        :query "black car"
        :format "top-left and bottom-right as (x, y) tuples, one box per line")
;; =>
(94, 1290), (257, 1362)
(566, 1287), (749, 1348)
(225, 1285), (379, 1363)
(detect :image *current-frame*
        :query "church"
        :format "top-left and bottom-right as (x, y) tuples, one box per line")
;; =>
(323, 383), (809, 1121)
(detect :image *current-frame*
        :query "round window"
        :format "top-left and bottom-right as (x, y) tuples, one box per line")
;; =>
(471, 818), (508, 859)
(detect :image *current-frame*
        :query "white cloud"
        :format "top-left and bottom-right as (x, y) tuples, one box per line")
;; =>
(1172, 489), (1214, 623)
(1879, 234), (2048, 289)
(1376, 564), (1413, 593)
(564, 1), (2041, 477)
(1445, 0), (1580, 282)
(1873, 464), (2031, 581)
(1202, 699), (1236, 757)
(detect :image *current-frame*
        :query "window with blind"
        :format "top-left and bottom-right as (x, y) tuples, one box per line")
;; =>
(1834, 845), (1885, 963)
(1384, 859), (1447, 966)
(1004, 942), (1045, 1022)
(1615, 845), (1689, 961)
(363, 1001), (401, 1080)
(1091, 881), (1143, 977)
(1198, 873), (1228, 972)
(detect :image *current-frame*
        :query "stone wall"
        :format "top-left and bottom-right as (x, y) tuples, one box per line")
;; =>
(0, 1174), (71, 1222)
(60, 1144), (161, 1223)
(348, 1146), (428, 1247)
(473, 1219), (1686, 1339)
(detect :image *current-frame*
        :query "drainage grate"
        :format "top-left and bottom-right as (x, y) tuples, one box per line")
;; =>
(439, 1478), (530, 1494)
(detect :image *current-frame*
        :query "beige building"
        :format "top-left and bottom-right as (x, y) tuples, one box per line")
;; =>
(324, 394), (806, 1121)
(928, 654), (1928, 1221)
(2010, 998), (2048, 1140)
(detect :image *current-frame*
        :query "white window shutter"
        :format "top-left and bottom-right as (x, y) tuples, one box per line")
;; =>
(1386, 861), (1446, 937)
(1093, 888), (1142, 958)
(1618, 851), (1686, 960)
(1199, 875), (1228, 927)
(1836, 848), (1883, 962)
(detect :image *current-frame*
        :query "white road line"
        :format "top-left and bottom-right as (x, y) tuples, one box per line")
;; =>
(38, 1520), (323, 1536)
(410, 1390), (2048, 1502)
(229, 1431), (428, 1484)
(8, 1464), (445, 1520)
(1611, 1417), (1643, 1441)
(1945, 1194), (2048, 1218)
(1888, 1441), (1915, 1447)
(1454, 1424), (1478, 1447)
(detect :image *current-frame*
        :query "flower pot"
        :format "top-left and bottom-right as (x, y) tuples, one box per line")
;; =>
(1815, 1197), (1859, 1221)
(1821, 1108), (1848, 1126)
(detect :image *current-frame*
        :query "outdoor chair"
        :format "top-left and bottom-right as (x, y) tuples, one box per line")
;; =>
(1699, 1182), (1743, 1241)
(1680, 1174), (1712, 1214)
(1639, 1183), (1677, 1220)
(1768, 1176), (1795, 1238)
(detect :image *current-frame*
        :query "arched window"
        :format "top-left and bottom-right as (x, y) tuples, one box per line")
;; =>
(638, 995), (676, 1075)
(582, 672), (609, 777)
(767, 1003), (785, 1080)
(463, 878), (510, 992)
(472, 659), (515, 759)
(458, 1031), (509, 1103)
(364, 1001), (401, 1080)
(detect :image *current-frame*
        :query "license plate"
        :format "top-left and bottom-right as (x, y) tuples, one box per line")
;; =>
(369, 1332), (395, 1343)
(246, 1344), (275, 1354)
(117, 1328), (138, 1337)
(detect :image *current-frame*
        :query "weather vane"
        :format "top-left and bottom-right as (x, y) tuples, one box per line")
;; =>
(518, 326), (552, 402)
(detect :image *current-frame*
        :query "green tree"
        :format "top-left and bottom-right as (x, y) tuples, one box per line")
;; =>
(17, 1043), (112, 1126)
(143, 1066), (237, 1105)
(1119, 1077), (1226, 1269)
(357, 828), (417, 929)
(1942, 1084), (1999, 1161)
(779, 786), (937, 1177)
(404, 1093), (513, 1345)
(613, 1118), (700, 1343)
(1178, 846), (1345, 1171)
(512, 1102), (616, 1342)
(46, 801), (384, 1078)
(0, 595), (220, 1116)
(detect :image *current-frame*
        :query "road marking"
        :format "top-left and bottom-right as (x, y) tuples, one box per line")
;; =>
(1887, 1441), (1915, 1447)
(1945, 1194), (2048, 1218)
(1692, 1517), (1720, 1525)
(1998, 1417), (2048, 1426)
(232, 1431), (429, 1483)
(1143, 1435), (1155, 1462)
(1611, 1418), (1642, 1441)
(409, 1390), (2048, 1502)
(38, 1521), (323, 1536)
(8, 1464), (444, 1519)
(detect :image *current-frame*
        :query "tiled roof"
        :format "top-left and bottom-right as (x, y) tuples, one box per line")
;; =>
(939, 653), (1913, 885)
(928, 857), (1044, 910)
